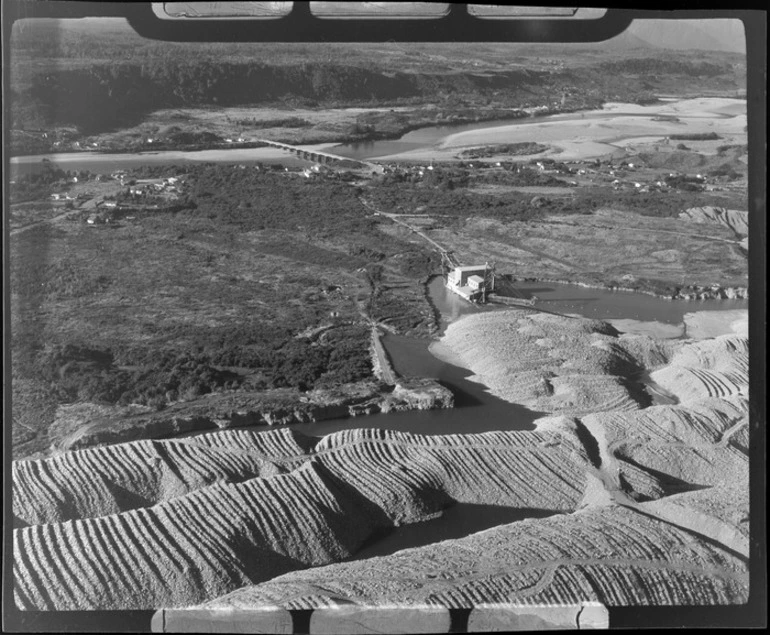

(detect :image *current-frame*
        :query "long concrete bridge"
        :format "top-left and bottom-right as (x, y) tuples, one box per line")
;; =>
(258, 139), (382, 172)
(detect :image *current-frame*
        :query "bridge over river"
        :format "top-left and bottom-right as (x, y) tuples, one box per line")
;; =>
(257, 139), (382, 172)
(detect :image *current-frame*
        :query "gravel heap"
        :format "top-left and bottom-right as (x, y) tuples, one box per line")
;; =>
(439, 311), (675, 414)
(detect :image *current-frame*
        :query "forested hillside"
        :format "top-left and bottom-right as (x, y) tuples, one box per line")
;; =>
(10, 19), (746, 134)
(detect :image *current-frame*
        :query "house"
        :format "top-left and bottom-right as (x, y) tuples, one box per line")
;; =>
(87, 213), (109, 225)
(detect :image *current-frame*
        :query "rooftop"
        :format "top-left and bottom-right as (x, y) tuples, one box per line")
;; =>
(453, 265), (488, 272)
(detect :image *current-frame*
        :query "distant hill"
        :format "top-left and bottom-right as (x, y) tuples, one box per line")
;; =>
(611, 19), (746, 53)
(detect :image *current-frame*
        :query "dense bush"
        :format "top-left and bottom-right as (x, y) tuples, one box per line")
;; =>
(567, 187), (735, 218)
(599, 58), (728, 77)
(27, 300), (374, 407)
(10, 160), (69, 202)
(669, 132), (721, 141)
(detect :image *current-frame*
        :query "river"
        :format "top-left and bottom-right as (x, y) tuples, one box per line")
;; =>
(10, 97), (746, 175)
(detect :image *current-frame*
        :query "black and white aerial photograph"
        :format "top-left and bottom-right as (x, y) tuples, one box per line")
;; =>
(3, 3), (766, 632)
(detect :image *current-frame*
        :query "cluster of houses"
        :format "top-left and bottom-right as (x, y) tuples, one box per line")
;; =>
(80, 173), (184, 226)
(529, 158), (734, 193)
(379, 163), (436, 179)
(124, 176), (181, 196)
(300, 163), (364, 182)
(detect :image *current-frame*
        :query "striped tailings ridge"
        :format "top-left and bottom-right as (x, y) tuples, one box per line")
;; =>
(13, 462), (378, 610)
(186, 427), (314, 459)
(209, 504), (748, 609)
(13, 439), (281, 525)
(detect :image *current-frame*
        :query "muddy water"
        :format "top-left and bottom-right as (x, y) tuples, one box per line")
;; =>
(9, 147), (309, 177)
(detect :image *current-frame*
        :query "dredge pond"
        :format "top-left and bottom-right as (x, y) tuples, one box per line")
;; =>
(287, 276), (747, 438)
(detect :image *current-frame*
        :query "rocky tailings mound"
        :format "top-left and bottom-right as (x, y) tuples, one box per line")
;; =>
(680, 206), (749, 237)
(14, 462), (378, 611)
(651, 335), (749, 403)
(12, 425), (595, 531)
(12, 317), (750, 613)
(200, 501), (748, 609)
(577, 395), (748, 498)
(12, 423), (625, 611)
(440, 311), (675, 415)
(12, 428), (311, 527)
(312, 426), (594, 525)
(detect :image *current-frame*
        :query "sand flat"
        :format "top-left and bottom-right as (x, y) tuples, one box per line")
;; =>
(684, 309), (749, 339)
